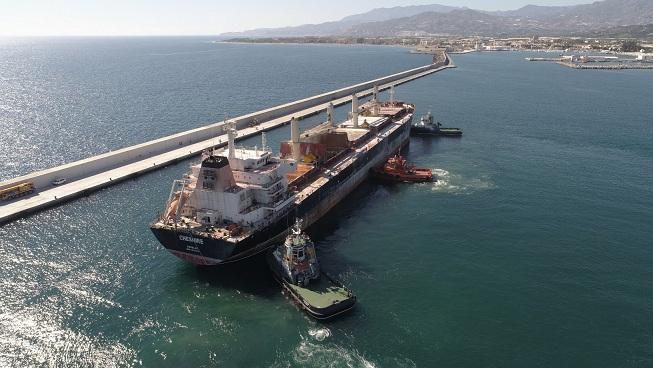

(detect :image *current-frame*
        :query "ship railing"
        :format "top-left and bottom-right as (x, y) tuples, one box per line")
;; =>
(240, 203), (264, 214)
(243, 175), (283, 190)
(265, 183), (285, 197)
(162, 179), (190, 220)
(263, 176), (284, 189)
(224, 185), (244, 194)
(239, 191), (287, 214)
(323, 148), (353, 168)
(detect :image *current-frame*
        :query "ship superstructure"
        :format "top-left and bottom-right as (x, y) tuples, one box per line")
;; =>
(270, 219), (320, 287)
(151, 86), (414, 265)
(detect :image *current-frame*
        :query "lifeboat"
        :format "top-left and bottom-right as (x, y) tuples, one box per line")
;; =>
(372, 154), (434, 183)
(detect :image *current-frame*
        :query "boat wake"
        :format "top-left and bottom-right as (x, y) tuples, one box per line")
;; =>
(308, 327), (331, 341)
(429, 169), (496, 194)
(289, 339), (376, 368)
(268, 327), (376, 368)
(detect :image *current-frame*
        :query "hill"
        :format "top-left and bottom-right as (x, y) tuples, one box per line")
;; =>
(220, 0), (653, 39)
(344, 0), (653, 37)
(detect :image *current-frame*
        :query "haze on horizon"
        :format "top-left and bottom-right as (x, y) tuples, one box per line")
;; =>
(0, 0), (592, 37)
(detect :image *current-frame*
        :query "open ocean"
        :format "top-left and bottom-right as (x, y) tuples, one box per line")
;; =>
(1, 37), (653, 367)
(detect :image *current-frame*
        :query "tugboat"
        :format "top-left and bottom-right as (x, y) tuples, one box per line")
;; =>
(267, 219), (356, 320)
(372, 154), (434, 183)
(411, 111), (462, 137)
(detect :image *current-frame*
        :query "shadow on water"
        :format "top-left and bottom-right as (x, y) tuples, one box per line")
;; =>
(407, 134), (465, 155)
(305, 179), (393, 278)
(167, 144), (433, 298)
(306, 180), (378, 243)
(174, 253), (280, 298)
(409, 135), (439, 153)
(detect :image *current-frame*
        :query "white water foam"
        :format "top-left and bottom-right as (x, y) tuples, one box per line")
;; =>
(291, 340), (376, 368)
(308, 327), (331, 341)
(428, 168), (496, 195)
(268, 328), (376, 368)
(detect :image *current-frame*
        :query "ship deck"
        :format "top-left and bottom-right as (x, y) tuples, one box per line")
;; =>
(286, 163), (314, 184)
(294, 113), (410, 204)
(288, 278), (352, 309)
(154, 107), (411, 244)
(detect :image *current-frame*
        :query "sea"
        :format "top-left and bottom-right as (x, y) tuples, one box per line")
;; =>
(1, 37), (652, 368)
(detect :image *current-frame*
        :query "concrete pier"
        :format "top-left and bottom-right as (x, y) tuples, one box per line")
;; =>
(557, 61), (653, 69)
(0, 58), (455, 224)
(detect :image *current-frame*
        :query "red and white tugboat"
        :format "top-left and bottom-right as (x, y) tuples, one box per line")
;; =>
(372, 154), (434, 183)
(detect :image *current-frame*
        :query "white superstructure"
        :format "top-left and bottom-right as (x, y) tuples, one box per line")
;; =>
(165, 131), (296, 232)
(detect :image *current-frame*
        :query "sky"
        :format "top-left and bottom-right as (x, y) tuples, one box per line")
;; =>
(0, 0), (592, 36)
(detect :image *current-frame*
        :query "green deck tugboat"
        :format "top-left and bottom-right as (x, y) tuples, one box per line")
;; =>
(411, 111), (463, 137)
(267, 219), (356, 320)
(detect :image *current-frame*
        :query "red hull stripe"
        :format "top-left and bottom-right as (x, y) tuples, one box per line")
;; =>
(169, 250), (222, 265)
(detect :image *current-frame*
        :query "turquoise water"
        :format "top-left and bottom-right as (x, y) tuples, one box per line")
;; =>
(1, 39), (653, 367)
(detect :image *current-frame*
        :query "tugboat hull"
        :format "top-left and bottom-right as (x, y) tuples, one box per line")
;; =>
(410, 126), (463, 137)
(371, 154), (434, 183)
(267, 251), (356, 320)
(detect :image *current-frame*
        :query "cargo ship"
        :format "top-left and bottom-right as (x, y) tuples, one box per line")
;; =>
(150, 88), (414, 265)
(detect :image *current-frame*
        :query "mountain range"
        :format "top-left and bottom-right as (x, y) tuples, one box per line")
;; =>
(219, 0), (653, 38)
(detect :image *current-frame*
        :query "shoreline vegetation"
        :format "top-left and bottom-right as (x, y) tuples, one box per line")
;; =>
(221, 36), (652, 54)
(221, 36), (653, 70)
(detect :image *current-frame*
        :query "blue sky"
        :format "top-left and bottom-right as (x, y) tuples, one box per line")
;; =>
(0, 0), (591, 36)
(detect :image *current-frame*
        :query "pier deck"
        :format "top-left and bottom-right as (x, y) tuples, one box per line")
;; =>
(0, 60), (454, 224)
(557, 61), (653, 69)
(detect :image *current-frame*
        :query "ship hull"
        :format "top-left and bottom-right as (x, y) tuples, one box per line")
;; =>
(150, 214), (294, 265)
(298, 118), (411, 227)
(266, 250), (356, 320)
(411, 126), (462, 137)
(150, 114), (412, 265)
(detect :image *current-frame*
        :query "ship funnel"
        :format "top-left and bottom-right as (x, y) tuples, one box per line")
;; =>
(351, 94), (359, 128)
(227, 122), (237, 160)
(326, 102), (334, 127)
(290, 117), (301, 162)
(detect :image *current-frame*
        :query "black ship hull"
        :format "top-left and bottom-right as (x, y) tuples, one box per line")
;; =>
(150, 213), (294, 265)
(410, 126), (462, 137)
(150, 114), (412, 265)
